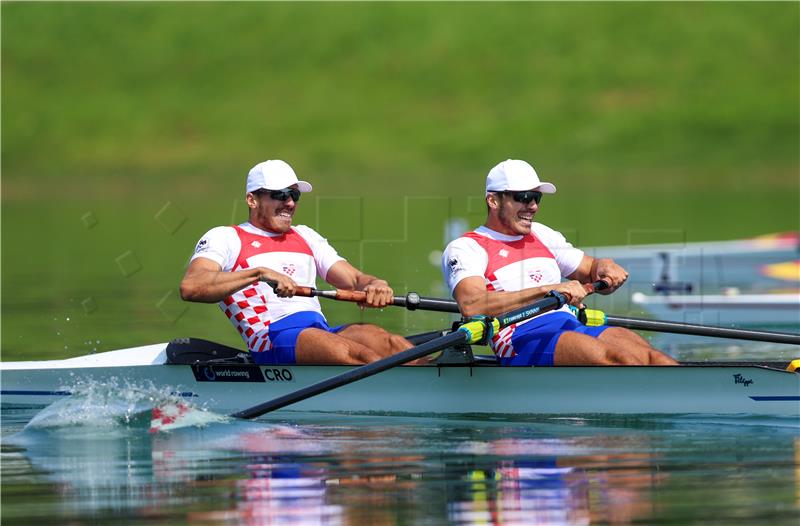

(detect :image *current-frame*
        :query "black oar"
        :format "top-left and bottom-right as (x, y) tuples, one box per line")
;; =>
(232, 288), (578, 419)
(582, 310), (800, 345)
(274, 281), (800, 346)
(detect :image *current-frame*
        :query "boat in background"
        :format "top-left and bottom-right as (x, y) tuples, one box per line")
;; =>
(2, 338), (798, 418)
(582, 232), (799, 329)
(631, 291), (800, 327)
(585, 231), (798, 296)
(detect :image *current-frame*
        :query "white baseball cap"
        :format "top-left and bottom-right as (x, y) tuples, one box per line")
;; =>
(485, 159), (556, 195)
(246, 160), (313, 194)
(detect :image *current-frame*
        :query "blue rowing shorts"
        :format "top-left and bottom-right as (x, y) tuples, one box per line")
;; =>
(252, 311), (346, 365)
(499, 311), (609, 367)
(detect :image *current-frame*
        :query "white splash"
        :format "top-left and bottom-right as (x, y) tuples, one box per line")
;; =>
(24, 377), (203, 430)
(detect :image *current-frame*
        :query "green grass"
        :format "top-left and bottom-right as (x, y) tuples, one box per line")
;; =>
(2, 2), (798, 359)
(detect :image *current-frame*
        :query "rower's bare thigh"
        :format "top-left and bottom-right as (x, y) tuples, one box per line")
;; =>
(598, 327), (651, 348)
(337, 324), (413, 356)
(597, 327), (677, 365)
(295, 328), (382, 365)
(556, 332), (620, 365)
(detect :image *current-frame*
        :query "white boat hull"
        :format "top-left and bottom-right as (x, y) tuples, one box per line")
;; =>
(2, 343), (798, 417)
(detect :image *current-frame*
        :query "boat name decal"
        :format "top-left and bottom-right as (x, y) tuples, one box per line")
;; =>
(732, 373), (754, 387)
(263, 368), (295, 382)
(192, 365), (266, 383)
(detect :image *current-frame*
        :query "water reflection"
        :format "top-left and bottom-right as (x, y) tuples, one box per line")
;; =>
(152, 426), (343, 524)
(446, 436), (666, 525)
(2, 408), (798, 525)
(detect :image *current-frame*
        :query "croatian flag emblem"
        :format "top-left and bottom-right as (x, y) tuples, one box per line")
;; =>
(282, 263), (296, 276)
(528, 270), (543, 283)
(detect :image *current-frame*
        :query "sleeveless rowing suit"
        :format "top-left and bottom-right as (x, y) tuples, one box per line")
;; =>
(190, 222), (344, 364)
(441, 224), (608, 366)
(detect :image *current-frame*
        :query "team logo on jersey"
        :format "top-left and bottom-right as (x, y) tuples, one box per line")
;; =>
(282, 263), (297, 276)
(447, 256), (464, 275)
(528, 270), (543, 283)
(251, 240), (262, 248)
(498, 249), (509, 258)
(195, 239), (209, 253)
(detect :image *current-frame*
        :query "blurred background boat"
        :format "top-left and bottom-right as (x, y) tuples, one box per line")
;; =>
(584, 232), (799, 329)
(630, 290), (799, 326)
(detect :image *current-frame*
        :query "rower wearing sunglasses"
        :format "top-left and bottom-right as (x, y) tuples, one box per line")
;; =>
(441, 159), (676, 366)
(180, 159), (417, 365)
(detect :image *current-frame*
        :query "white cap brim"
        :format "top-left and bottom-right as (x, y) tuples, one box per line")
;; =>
(536, 182), (556, 194)
(294, 181), (313, 193)
(486, 182), (557, 195)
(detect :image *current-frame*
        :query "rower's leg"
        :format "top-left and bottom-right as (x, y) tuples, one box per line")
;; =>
(554, 332), (643, 365)
(596, 328), (678, 365)
(337, 324), (412, 355)
(295, 328), (385, 365)
(336, 324), (427, 363)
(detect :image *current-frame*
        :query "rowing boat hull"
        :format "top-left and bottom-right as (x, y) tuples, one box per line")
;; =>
(2, 343), (798, 417)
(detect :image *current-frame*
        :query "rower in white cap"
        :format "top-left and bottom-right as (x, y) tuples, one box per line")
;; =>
(181, 159), (418, 365)
(442, 159), (677, 366)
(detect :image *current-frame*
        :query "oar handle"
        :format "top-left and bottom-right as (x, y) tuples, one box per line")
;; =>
(586, 280), (609, 293)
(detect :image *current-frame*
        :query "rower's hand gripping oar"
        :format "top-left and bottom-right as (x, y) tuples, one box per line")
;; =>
(232, 282), (605, 420)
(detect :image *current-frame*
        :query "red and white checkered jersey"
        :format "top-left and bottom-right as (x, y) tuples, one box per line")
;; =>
(190, 222), (344, 352)
(441, 224), (584, 357)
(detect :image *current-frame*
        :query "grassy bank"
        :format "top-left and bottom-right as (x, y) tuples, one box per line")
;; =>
(2, 2), (798, 359)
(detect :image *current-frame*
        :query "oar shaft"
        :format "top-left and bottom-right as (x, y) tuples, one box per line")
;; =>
(269, 282), (462, 312)
(231, 330), (469, 419)
(604, 315), (800, 345)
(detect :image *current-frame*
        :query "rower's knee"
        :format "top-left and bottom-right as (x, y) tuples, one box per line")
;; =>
(345, 324), (412, 355)
(604, 346), (646, 365)
(649, 350), (678, 365)
(388, 333), (413, 352)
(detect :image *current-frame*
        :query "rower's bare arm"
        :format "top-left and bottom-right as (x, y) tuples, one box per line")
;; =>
(568, 255), (627, 295)
(453, 277), (587, 317)
(325, 261), (393, 308)
(180, 258), (296, 303)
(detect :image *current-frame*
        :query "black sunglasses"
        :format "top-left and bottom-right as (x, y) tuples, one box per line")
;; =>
(255, 187), (301, 202)
(498, 190), (542, 205)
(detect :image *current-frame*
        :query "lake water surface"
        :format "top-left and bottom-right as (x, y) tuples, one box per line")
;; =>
(2, 401), (799, 525)
(2, 242), (798, 524)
